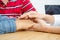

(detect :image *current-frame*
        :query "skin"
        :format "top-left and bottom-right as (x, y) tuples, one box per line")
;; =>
(2, 0), (8, 5)
(15, 19), (35, 31)
(18, 11), (60, 34)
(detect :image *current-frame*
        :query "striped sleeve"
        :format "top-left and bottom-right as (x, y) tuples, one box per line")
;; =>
(22, 0), (36, 13)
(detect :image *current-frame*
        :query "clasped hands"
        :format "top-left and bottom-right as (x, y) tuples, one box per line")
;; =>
(17, 11), (54, 31)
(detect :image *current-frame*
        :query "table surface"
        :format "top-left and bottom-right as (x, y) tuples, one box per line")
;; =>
(0, 31), (60, 40)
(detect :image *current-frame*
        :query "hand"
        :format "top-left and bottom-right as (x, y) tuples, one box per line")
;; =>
(18, 11), (47, 23)
(19, 11), (54, 24)
(18, 11), (45, 19)
(28, 18), (49, 31)
(15, 19), (35, 31)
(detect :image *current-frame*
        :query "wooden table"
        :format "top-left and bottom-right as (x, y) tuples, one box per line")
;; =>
(0, 31), (60, 40)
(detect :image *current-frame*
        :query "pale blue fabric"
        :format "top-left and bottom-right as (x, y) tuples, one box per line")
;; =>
(0, 15), (16, 34)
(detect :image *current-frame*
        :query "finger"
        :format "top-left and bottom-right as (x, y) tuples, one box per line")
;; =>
(24, 11), (38, 18)
(19, 13), (29, 19)
(34, 18), (41, 23)
(32, 19), (46, 31)
(28, 14), (38, 19)
(20, 14), (27, 18)
(19, 11), (39, 19)
(35, 19), (50, 26)
(28, 12), (44, 19)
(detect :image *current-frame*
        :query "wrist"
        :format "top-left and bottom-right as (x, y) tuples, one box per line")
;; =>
(43, 15), (54, 24)
(15, 19), (23, 31)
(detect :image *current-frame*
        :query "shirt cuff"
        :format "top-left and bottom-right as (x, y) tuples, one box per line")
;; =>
(0, 15), (16, 34)
(52, 15), (60, 26)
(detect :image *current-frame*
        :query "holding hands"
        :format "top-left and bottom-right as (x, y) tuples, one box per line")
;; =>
(16, 11), (60, 33)
(17, 11), (53, 31)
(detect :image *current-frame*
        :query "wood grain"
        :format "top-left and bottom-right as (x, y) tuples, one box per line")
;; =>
(0, 31), (60, 40)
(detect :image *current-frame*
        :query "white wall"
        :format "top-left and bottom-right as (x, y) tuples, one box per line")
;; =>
(45, 0), (60, 5)
(30, 0), (60, 14)
(30, 0), (45, 14)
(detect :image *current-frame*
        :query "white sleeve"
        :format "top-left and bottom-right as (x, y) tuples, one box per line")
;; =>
(52, 15), (60, 26)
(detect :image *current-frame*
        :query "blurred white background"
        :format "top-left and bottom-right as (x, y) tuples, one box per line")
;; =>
(30, 0), (60, 14)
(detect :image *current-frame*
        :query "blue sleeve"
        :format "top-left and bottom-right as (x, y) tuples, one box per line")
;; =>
(0, 15), (16, 34)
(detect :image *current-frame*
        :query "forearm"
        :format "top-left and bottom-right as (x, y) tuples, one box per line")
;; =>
(32, 19), (60, 34)
(43, 15), (54, 24)
(15, 19), (23, 31)
(41, 15), (60, 33)
(38, 26), (60, 34)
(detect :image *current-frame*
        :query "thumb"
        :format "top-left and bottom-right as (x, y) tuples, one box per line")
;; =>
(34, 19), (50, 26)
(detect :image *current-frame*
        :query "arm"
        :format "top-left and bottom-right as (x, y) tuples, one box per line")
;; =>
(32, 19), (60, 34)
(36, 25), (60, 34)
(43, 15), (60, 26)
(0, 15), (35, 34)
(0, 15), (16, 34)
(18, 11), (60, 33)
(19, 12), (60, 27)
(42, 26), (60, 34)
